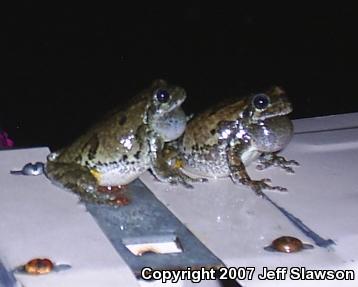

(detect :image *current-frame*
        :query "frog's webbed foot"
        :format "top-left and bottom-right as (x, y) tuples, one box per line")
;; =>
(63, 178), (128, 207)
(87, 185), (130, 206)
(76, 185), (125, 206)
(256, 152), (299, 173)
(45, 161), (127, 207)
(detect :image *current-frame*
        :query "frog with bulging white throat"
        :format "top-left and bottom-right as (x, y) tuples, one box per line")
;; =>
(175, 86), (298, 195)
(45, 79), (202, 206)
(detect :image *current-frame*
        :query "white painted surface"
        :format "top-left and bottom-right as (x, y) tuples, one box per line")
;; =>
(1, 112), (358, 287)
(140, 113), (358, 286)
(0, 148), (138, 287)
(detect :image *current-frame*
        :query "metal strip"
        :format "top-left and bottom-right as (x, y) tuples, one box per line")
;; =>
(0, 260), (19, 287)
(86, 179), (224, 277)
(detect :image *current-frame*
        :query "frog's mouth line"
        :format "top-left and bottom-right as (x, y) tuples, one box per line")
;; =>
(153, 97), (186, 118)
(167, 97), (186, 113)
(256, 105), (293, 121)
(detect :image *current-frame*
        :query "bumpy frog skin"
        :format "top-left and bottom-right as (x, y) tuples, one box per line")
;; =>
(178, 86), (298, 195)
(45, 79), (199, 205)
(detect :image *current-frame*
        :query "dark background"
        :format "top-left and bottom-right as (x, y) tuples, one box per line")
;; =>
(2, 3), (357, 150)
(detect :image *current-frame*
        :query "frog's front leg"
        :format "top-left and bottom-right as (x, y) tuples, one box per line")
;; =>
(149, 137), (207, 188)
(45, 161), (125, 206)
(227, 144), (287, 196)
(256, 152), (299, 173)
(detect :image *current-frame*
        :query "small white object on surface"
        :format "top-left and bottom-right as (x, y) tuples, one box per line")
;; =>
(140, 112), (358, 286)
(0, 148), (139, 287)
(124, 238), (182, 256)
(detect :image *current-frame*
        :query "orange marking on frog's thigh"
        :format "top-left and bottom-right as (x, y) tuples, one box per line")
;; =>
(90, 169), (102, 181)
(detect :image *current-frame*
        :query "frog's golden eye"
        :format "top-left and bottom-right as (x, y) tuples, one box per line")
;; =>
(155, 89), (170, 103)
(252, 94), (270, 110)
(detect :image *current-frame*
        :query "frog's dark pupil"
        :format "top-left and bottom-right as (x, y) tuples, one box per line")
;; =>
(156, 89), (170, 103)
(253, 94), (269, 110)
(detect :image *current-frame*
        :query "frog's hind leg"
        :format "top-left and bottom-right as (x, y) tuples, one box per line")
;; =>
(45, 161), (121, 206)
(256, 152), (299, 173)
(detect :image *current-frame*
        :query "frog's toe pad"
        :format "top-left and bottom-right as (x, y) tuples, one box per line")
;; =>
(262, 178), (272, 183)
(289, 160), (300, 166)
(270, 185), (288, 192)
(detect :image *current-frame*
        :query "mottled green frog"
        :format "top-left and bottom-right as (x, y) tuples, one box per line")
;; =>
(45, 79), (199, 205)
(177, 86), (298, 195)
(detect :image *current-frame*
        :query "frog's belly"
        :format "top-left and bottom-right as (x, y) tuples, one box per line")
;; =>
(182, 149), (230, 178)
(94, 165), (148, 186)
(183, 163), (229, 179)
(182, 146), (261, 179)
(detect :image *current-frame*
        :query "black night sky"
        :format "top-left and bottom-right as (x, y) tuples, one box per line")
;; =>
(2, 3), (357, 150)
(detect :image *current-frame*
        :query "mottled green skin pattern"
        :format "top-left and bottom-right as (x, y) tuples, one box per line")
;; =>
(45, 79), (190, 205)
(54, 96), (149, 166)
(179, 86), (298, 195)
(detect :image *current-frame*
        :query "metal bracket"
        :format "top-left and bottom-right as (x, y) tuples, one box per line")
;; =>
(86, 179), (224, 277)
